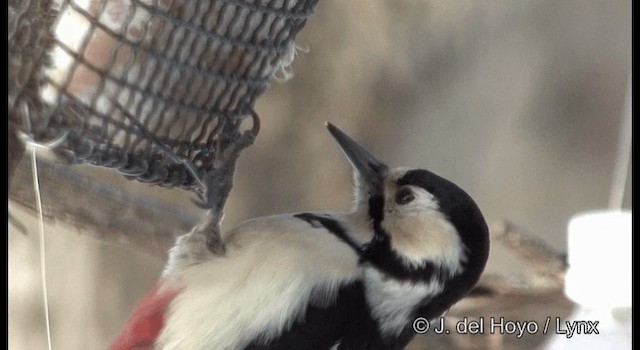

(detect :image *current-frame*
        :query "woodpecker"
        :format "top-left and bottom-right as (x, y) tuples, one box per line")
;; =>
(111, 123), (490, 350)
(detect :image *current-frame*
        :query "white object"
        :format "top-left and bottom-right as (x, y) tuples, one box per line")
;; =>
(546, 210), (632, 350)
(565, 210), (632, 308)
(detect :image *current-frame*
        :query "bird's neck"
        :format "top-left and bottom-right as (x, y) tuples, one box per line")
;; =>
(342, 209), (376, 246)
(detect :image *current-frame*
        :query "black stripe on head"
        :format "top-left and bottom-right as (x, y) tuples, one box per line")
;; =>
(361, 236), (449, 284)
(363, 195), (449, 283)
(367, 195), (386, 236)
(397, 170), (490, 291)
(295, 213), (364, 255)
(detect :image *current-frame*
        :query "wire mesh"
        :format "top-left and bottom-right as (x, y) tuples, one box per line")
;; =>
(11, 0), (319, 202)
(9, 0), (57, 141)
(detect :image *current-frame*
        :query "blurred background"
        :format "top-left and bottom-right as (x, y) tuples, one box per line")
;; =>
(9, 0), (631, 349)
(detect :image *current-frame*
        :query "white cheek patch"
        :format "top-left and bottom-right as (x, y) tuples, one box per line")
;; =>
(382, 187), (466, 274)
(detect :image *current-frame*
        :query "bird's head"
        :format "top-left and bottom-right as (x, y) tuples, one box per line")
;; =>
(326, 122), (489, 287)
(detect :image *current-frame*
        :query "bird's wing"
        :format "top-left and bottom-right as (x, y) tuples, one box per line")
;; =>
(156, 214), (362, 349)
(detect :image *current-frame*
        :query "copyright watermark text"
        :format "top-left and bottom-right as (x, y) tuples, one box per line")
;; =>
(413, 317), (600, 338)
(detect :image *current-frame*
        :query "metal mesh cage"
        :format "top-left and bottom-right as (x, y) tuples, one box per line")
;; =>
(11, 0), (319, 203)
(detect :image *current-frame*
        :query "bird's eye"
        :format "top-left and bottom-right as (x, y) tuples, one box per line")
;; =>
(395, 188), (415, 205)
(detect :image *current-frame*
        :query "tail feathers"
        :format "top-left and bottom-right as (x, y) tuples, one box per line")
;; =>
(111, 281), (182, 350)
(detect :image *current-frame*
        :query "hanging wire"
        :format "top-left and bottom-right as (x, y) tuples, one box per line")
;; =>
(608, 72), (632, 210)
(31, 149), (53, 350)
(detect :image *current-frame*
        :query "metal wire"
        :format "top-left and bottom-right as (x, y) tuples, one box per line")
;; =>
(12, 0), (319, 204)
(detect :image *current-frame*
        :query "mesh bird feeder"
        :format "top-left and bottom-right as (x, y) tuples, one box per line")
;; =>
(9, 0), (320, 245)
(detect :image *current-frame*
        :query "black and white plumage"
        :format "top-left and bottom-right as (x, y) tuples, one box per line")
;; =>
(112, 123), (490, 350)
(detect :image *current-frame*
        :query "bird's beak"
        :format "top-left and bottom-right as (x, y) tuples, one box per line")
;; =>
(326, 122), (388, 195)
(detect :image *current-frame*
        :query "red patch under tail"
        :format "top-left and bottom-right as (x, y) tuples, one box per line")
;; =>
(111, 281), (182, 350)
